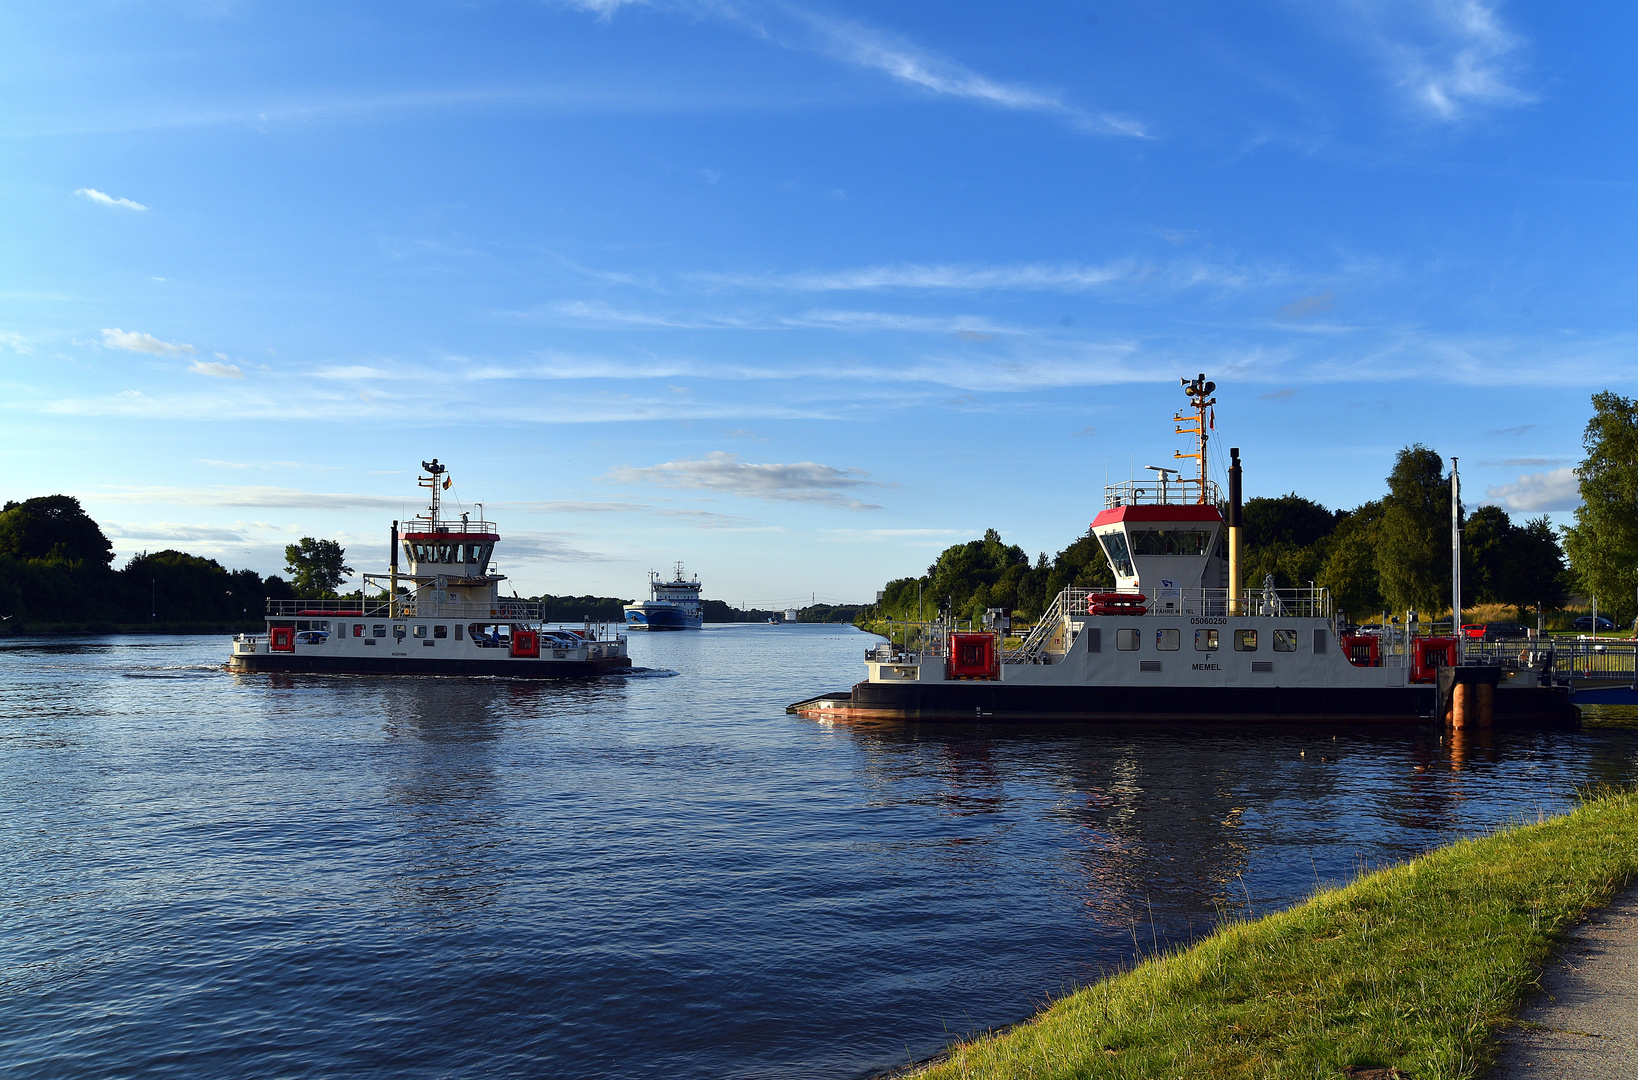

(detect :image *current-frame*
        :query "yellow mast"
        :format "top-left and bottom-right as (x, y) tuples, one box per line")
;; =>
(1174, 373), (1216, 504)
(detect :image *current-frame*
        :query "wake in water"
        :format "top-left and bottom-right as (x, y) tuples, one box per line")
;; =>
(610, 666), (680, 679)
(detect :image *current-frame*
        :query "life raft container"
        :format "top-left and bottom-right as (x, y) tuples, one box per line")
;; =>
(1087, 592), (1148, 616)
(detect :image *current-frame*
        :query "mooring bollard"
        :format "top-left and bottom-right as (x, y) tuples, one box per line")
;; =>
(1451, 681), (1470, 730)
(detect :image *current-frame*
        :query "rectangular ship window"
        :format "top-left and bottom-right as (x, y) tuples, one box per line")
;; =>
(1314, 628), (1328, 654)
(454, 624), (462, 641)
(1083, 627), (1101, 653)
(353, 624), (363, 637)
(434, 625), (447, 639)
(1273, 629), (1297, 652)
(1156, 629), (1180, 651)
(413, 624), (428, 639)
(1116, 628), (1142, 651)
(373, 625), (386, 638)
(1234, 629), (1257, 651)
(1194, 628), (1218, 651)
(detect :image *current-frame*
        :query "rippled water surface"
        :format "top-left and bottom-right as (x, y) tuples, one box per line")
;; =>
(3, 625), (1636, 1078)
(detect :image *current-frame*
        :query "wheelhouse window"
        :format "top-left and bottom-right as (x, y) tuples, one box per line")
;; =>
(1116, 628), (1142, 651)
(1097, 530), (1135, 578)
(1273, 629), (1298, 652)
(1129, 529), (1213, 557)
(1234, 629), (1257, 651)
(1195, 628), (1218, 651)
(1156, 629), (1180, 651)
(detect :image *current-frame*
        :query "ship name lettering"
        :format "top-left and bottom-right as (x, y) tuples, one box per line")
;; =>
(1192, 663), (1220, 671)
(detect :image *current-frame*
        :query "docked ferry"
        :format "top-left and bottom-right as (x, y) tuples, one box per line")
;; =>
(228, 460), (630, 677)
(791, 376), (1574, 726)
(623, 564), (703, 631)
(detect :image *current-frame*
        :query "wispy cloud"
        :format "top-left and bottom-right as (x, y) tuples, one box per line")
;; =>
(784, 6), (1146, 136)
(695, 260), (1129, 292)
(1486, 467), (1579, 512)
(189, 360), (245, 379)
(98, 485), (413, 511)
(1351, 0), (1533, 120)
(559, 0), (1146, 136)
(75, 187), (147, 211)
(604, 450), (882, 509)
(102, 328), (195, 355)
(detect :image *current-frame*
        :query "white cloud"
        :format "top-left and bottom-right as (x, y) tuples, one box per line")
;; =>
(604, 451), (882, 509)
(1351, 0), (1533, 120)
(98, 485), (414, 511)
(1486, 467), (1580, 512)
(0, 331), (29, 353)
(558, 1), (1146, 136)
(788, 8), (1146, 136)
(102, 328), (195, 355)
(188, 360), (245, 379)
(75, 187), (147, 211)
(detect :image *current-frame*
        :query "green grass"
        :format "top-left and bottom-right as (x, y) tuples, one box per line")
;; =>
(910, 791), (1638, 1080)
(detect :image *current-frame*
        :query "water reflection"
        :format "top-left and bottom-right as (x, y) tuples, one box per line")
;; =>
(820, 717), (1638, 964)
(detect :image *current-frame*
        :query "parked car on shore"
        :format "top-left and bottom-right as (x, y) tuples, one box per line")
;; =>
(1573, 615), (1614, 632)
(1482, 622), (1530, 641)
(1461, 623), (1485, 640)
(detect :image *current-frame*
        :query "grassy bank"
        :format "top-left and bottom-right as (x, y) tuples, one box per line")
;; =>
(908, 790), (1638, 1080)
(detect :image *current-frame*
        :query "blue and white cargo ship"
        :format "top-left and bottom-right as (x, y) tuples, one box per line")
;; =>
(624, 564), (704, 631)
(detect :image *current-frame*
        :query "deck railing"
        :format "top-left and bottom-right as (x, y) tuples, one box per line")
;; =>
(265, 597), (560, 621)
(1103, 478), (1222, 510)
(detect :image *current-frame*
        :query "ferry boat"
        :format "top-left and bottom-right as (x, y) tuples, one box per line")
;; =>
(228, 460), (630, 677)
(623, 564), (703, 631)
(791, 376), (1575, 726)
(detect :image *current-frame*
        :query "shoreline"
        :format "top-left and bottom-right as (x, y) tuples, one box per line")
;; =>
(889, 789), (1638, 1080)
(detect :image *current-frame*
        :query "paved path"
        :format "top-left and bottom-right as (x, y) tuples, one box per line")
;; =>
(1491, 888), (1638, 1078)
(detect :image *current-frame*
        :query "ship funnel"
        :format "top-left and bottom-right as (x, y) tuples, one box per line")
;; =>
(1228, 449), (1243, 616)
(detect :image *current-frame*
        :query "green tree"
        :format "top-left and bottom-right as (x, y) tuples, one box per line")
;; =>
(284, 538), (353, 598)
(0, 495), (114, 566)
(1463, 503), (1513, 607)
(1563, 391), (1638, 624)
(1375, 445), (1451, 613)
(1318, 502), (1385, 620)
(1509, 515), (1569, 615)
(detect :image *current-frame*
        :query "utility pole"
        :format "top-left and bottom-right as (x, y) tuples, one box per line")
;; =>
(1451, 458), (1461, 653)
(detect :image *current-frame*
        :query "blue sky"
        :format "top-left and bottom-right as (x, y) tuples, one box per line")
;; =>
(2, 1), (1632, 606)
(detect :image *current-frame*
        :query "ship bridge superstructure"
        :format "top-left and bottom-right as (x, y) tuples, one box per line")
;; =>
(1090, 375), (1227, 615)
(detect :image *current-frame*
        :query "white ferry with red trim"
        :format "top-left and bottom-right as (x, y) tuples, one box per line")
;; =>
(228, 460), (630, 678)
(791, 376), (1574, 726)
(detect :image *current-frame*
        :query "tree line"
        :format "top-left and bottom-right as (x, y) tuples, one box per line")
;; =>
(863, 391), (1638, 629)
(0, 495), (297, 631)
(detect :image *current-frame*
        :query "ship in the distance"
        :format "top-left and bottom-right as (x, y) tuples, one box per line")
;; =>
(624, 564), (704, 631)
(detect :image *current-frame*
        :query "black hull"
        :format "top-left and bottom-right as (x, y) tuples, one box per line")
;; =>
(228, 654), (631, 679)
(791, 680), (1577, 725)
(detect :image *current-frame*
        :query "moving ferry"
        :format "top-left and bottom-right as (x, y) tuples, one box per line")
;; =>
(623, 564), (704, 631)
(791, 377), (1574, 725)
(228, 460), (630, 678)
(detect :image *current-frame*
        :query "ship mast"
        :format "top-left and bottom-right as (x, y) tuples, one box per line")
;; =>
(419, 459), (448, 529)
(1174, 374), (1217, 505)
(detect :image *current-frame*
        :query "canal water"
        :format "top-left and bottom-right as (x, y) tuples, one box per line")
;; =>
(3, 625), (1635, 1078)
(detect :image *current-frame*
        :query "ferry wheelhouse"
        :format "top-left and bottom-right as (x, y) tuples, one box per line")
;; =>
(623, 564), (704, 631)
(228, 460), (630, 678)
(792, 377), (1574, 726)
